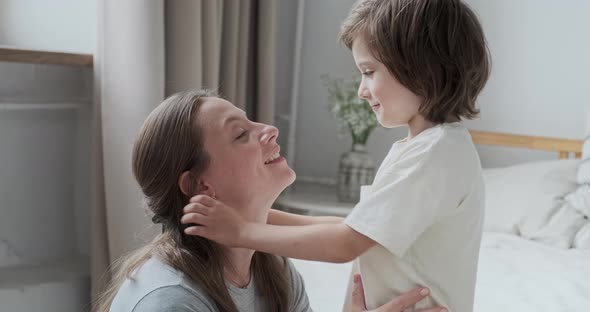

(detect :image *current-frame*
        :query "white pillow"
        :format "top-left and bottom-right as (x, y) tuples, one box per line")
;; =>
(573, 222), (590, 248)
(577, 137), (590, 184)
(483, 159), (580, 236)
(570, 134), (590, 248)
(525, 201), (587, 249)
(566, 184), (590, 216)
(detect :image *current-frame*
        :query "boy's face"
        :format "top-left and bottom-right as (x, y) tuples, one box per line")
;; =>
(352, 36), (422, 128)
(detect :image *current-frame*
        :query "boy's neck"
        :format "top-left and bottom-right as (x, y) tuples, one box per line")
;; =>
(406, 114), (438, 140)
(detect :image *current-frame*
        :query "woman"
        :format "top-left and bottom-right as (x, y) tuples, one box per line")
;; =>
(95, 90), (442, 312)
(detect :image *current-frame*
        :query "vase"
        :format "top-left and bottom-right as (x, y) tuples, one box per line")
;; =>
(337, 143), (375, 203)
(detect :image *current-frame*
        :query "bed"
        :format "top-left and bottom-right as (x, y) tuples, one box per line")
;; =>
(291, 130), (590, 312)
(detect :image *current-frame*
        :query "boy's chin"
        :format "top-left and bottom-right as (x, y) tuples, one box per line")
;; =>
(380, 120), (407, 129)
(376, 115), (394, 128)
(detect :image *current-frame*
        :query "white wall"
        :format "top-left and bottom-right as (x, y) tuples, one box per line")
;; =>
(0, 0), (96, 53)
(292, 0), (590, 179)
(464, 0), (590, 167)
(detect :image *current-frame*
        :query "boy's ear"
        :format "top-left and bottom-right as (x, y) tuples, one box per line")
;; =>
(178, 171), (216, 198)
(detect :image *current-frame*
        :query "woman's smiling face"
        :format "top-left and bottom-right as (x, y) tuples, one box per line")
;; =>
(197, 97), (295, 217)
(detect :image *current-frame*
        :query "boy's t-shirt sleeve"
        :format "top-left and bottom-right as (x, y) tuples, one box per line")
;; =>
(344, 141), (466, 257)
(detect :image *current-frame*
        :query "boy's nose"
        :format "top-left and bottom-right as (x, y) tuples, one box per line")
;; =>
(358, 86), (370, 100)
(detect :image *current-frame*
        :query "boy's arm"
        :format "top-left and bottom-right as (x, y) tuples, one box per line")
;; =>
(267, 208), (344, 225)
(242, 222), (375, 263)
(190, 221), (375, 263)
(182, 196), (375, 263)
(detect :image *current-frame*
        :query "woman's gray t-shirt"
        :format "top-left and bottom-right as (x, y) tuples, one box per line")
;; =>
(110, 256), (312, 312)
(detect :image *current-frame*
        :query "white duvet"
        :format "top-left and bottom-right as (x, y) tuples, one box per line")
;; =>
(292, 232), (590, 312)
(475, 232), (590, 312)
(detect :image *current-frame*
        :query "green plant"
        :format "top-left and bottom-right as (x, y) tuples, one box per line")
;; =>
(322, 74), (377, 145)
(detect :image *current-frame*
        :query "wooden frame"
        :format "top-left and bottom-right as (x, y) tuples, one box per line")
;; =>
(469, 130), (584, 159)
(0, 47), (93, 67)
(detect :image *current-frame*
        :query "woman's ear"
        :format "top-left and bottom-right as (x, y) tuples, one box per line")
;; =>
(196, 181), (216, 199)
(178, 171), (216, 198)
(178, 171), (195, 197)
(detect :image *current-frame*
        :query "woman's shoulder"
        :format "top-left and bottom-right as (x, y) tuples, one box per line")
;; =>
(283, 258), (313, 312)
(284, 258), (303, 282)
(132, 285), (217, 312)
(110, 257), (216, 312)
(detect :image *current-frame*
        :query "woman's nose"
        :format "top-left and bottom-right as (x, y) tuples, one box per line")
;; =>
(259, 125), (278, 144)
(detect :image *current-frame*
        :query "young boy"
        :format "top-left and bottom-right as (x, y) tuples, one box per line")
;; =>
(182, 0), (490, 311)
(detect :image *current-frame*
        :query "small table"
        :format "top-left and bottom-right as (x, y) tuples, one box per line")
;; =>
(274, 182), (356, 217)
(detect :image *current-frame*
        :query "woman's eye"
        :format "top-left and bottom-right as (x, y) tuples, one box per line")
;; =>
(362, 70), (374, 76)
(236, 130), (248, 140)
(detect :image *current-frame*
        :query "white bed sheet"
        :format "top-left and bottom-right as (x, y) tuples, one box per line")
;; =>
(292, 232), (590, 312)
(475, 232), (590, 312)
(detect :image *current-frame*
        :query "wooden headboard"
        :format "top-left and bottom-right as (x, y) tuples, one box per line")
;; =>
(469, 130), (584, 159)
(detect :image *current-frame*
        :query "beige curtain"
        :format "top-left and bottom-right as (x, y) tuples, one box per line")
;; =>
(166, 0), (277, 123)
(91, 0), (165, 303)
(90, 0), (278, 306)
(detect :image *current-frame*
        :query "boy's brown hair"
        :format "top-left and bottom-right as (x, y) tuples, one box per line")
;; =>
(340, 0), (491, 123)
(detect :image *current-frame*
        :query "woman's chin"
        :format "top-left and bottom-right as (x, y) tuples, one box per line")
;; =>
(261, 168), (296, 200)
(272, 170), (296, 196)
(286, 169), (296, 185)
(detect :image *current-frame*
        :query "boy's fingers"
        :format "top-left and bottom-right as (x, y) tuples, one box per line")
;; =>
(184, 225), (208, 237)
(180, 212), (207, 225)
(189, 194), (216, 206)
(351, 274), (367, 311)
(183, 202), (210, 215)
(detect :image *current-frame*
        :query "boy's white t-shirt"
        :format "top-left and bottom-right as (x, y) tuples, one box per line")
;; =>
(344, 122), (484, 312)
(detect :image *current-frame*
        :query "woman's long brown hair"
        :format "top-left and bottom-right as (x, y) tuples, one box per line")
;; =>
(93, 90), (291, 312)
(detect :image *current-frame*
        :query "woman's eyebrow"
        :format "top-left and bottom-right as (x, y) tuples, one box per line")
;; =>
(222, 112), (247, 127)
